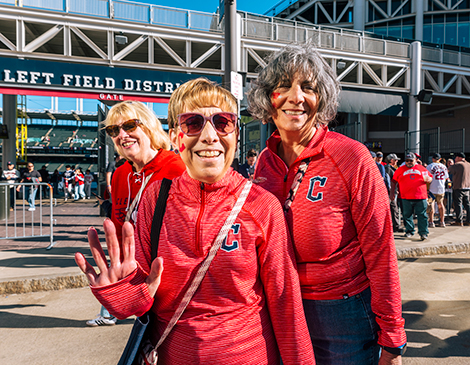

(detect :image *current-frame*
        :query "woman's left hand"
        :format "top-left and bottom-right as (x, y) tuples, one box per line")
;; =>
(379, 351), (402, 365)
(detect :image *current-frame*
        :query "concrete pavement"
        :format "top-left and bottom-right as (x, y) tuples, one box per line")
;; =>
(0, 200), (469, 295)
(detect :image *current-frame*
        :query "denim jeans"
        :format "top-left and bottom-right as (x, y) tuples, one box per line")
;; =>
(453, 189), (470, 223)
(26, 186), (38, 209)
(402, 199), (428, 236)
(74, 185), (85, 200)
(303, 287), (380, 365)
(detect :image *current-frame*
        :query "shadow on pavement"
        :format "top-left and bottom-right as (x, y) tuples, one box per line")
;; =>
(403, 299), (470, 358)
(0, 311), (134, 328)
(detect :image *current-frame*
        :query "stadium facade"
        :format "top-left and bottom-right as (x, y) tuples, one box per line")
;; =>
(0, 0), (469, 173)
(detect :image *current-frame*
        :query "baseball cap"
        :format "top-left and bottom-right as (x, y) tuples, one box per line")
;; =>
(432, 153), (441, 160)
(405, 152), (416, 160)
(370, 151), (376, 158)
(7, 161), (13, 165)
(386, 153), (400, 161)
(376, 151), (383, 157)
(455, 152), (466, 158)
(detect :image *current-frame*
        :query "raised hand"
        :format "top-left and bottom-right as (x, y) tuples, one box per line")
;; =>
(75, 219), (164, 296)
(75, 219), (137, 287)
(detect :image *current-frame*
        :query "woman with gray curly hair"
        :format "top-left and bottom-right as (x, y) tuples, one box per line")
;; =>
(248, 43), (406, 365)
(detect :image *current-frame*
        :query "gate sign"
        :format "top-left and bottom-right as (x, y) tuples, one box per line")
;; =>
(0, 57), (221, 100)
(231, 71), (243, 101)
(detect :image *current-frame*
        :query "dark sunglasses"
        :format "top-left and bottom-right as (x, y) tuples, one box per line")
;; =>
(177, 112), (238, 136)
(105, 119), (141, 137)
(405, 159), (414, 162)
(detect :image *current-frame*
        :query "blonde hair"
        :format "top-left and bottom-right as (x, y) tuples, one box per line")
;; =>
(167, 78), (237, 130)
(104, 100), (170, 155)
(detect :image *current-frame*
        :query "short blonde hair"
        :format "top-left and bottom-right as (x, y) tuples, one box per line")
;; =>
(104, 101), (170, 155)
(167, 78), (237, 130)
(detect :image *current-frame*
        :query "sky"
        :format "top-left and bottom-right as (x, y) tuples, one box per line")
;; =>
(135, 0), (273, 15)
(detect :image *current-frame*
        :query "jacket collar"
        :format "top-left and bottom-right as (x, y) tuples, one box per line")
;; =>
(266, 124), (329, 164)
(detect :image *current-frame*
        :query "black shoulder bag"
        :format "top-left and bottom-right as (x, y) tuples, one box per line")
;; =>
(117, 178), (172, 365)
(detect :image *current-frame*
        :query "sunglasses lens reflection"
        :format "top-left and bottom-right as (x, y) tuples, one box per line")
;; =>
(179, 113), (237, 135)
(213, 113), (237, 134)
(105, 119), (139, 137)
(180, 115), (205, 135)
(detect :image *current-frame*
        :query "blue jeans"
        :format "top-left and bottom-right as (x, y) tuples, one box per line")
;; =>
(74, 185), (85, 200)
(402, 199), (428, 235)
(26, 186), (38, 209)
(303, 287), (380, 365)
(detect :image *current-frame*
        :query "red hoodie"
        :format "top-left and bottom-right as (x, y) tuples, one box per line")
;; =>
(91, 170), (315, 364)
(110, 149), (185, 244)
(254, 125), (406, 348)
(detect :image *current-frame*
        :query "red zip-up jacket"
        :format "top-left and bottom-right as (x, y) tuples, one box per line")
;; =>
(254, 125), (406, 348)
(110, 149), (185, 244)
(92, 170), (315, 364)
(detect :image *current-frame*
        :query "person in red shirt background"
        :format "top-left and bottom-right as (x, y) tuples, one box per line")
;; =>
(73, 167), (86, 201)
(391, 152), (432, 240)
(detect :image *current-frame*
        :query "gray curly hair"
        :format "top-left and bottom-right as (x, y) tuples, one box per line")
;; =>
(247, 42), (340, 125)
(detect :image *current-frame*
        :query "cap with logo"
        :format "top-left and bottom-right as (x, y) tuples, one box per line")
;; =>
(405, 152), (416, 160)
(7, 161), (13, 165)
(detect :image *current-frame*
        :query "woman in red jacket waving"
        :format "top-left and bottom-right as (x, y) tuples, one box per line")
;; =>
(76, 79), (314, 364)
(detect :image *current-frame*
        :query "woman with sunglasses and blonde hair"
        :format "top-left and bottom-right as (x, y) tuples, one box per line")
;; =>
(76, 78), (314, 363)
(85, 100), (185, 327)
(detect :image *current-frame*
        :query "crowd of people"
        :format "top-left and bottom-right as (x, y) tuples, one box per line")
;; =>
(0, 161), (98, 210)
(371, 150), (470, 241)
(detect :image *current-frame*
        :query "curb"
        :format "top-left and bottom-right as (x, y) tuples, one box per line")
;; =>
(396, 242), (470, 259)
(1, 243), (470, 295)
(0, 274), (88, 295)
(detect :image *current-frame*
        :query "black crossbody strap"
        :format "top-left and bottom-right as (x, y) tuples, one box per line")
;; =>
(150, 178), (172, 261)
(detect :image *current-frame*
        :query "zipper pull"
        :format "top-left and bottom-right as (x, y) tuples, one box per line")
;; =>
(200, 182), (204, 190)
(284, 174), (288, 182)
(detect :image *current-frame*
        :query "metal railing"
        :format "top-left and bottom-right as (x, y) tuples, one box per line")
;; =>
(239, 13), (410, 59)
(0, 182), (56, 249)
(1, 0), (411, 59)
(9, 0), (470, 66)
(405, 127), (466, 163)
(1, 0), (222, 32)
(422, 46), (470, 68)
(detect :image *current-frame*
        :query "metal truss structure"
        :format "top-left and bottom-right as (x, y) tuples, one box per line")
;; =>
(266, 0), (470, 100)
(0, 1), (469, 104)
(0, 2), (411, 97)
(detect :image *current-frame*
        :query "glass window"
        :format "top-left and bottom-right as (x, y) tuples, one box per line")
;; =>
(458, 23), (470, 48)
(424, 15), (432, 24)
(388, 26), (402, 38)
(423, 24), (432, 42)
(446, 23), (457, 45)
(446, 14), (457, 23)
(402, 25), (414, 40)
(433, 23), (444, 44)
(434, 15), (444, 24)
(459, 13), (469, 22)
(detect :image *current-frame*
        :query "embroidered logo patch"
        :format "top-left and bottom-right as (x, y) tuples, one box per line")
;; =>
(221, 224), (241, 252)
(306, 176), (328, 202)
